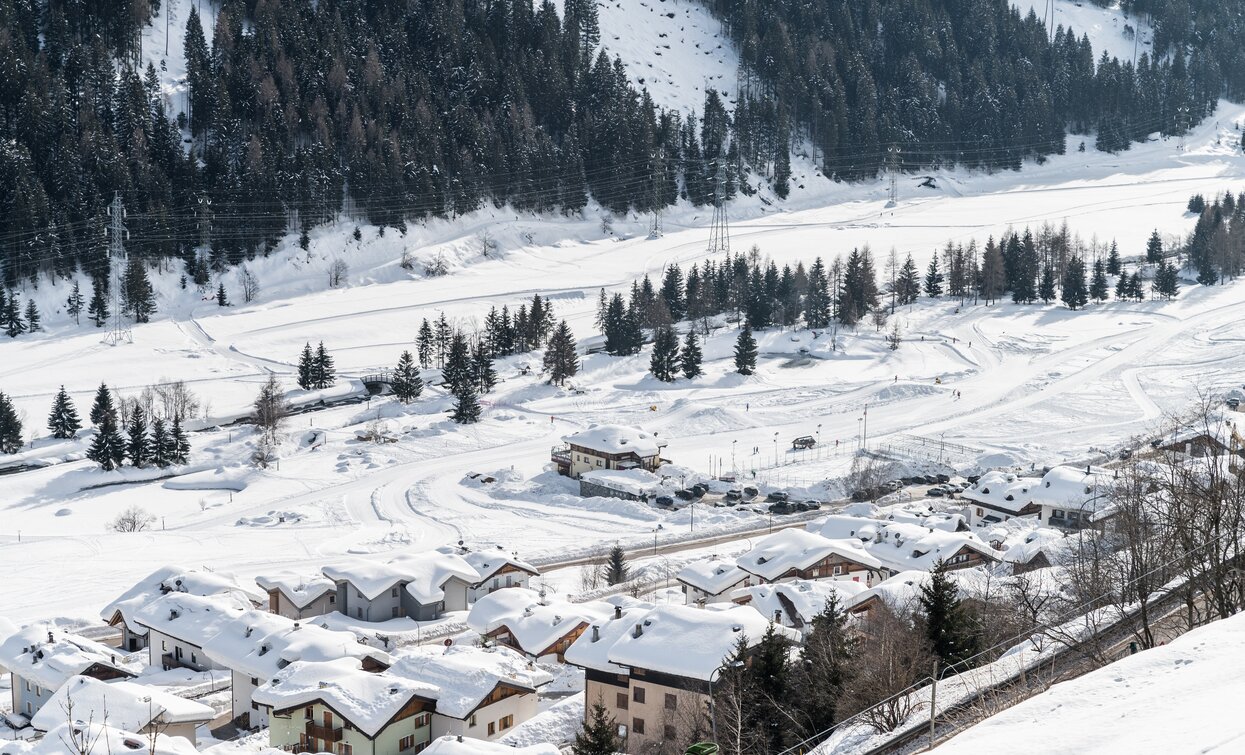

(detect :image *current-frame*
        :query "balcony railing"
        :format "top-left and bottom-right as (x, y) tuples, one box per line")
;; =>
(551, 445), (572, 465)
(305, 721), (343, 743)
(161, 653), (207, 672)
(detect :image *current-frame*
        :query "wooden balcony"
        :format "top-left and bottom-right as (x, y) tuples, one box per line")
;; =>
(305, 721), (343, 743)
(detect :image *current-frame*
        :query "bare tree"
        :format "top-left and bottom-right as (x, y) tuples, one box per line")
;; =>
(251, 375), (290, 468)
(328, 258), (349, 288)
(239, 266), (260, 303)
(841, 604), (934, 733)
(153, 379), (201, 423)
(885, 319), (902, 351)
(112, 506), (156, 532)
(59, 694), (106, 755)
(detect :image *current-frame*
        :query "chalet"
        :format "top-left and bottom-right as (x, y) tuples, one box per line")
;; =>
(0, 625), (136, 720)
(31, 676), (214, 746)
(736, 529), (886, 587)
(131, 593), (247, 673)
(676, 560), (751, 605)
(552, 424), (666, 479)
(577, 468), (663, 502)
(1159, 420), (1244, 460)
(999, 528), (1070, 575)
(322, 551), (480, 623)
(255, 573), (338, 620)
(99, 566), (263, 652)
(730, 579), (867, 634)
(863, 522), (1001, 574)
(388, 645), (550, 742)
(959, 471), (1042, 525)
(19, 721), (200, 755)
(460, 548), (540, 604)
(466, 588), (617, 662)
(566, 604), (797, 753)
(1028, 466), (1114, 530)
(202, 609), (391, 729)
(255, 657), (440, 755)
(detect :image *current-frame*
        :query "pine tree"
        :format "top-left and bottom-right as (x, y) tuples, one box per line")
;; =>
(171, 417), (190, 465)
(897, 255), (921, 305)
(5, 293), (26, 337)
(443, 333), (472, 394)
(1089, 259), (1109, 302)
(1036, 265), (1056, 304)
(1155, 260), (1180, 299)
(920, 561), (980, 671)
(1060, 257), (1089, 310)
(434, 313), (452, 367)
(0, 393), (23, 454)
(805, 258), (831, 328)
(924, 256), (944, 297)
(125, 258), (156, 322)
(648, 326), (680, 382)
(1106, 241), (1122, 275)
(543, 320), (579, 386)
(735, 324), (758, 375)
(1114, 269), (1130, 300)
(1145, 230), (1164, 264)
(66, 281), (84, 325)
(87, 408), (126, 471)
(602, 544), (629, 585)
(416, 319), (434, 369)
(391, 350), (423, 403)
(572, 699), (623, 755)
(88, 277), (109, 328)
(125, 405), (150, 468)
(1129, 271), (1145, 299)
(791, 594), (856, 737)
(471, 340), (497, 393)
(313, 342), (336, 389)
(216, 282), (229, 306)
(150, 417), (172, 468)
(681, 330), (703, 379)
(23, 298), (39, 332)
(451, 383), (482, 424)
(47, 386), (81, 439)
(297, 343), (315, 390)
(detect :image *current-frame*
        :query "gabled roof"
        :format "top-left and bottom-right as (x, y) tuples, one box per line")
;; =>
(562, 424), (664, 456)
(731, 580), (867, 627)
(605, 604), (798, 681)
(31, 676), (214, 733)
(676, 559), (750, 595)
(0, 624), (135, 691)
(254, 572), (336, 609)
(460, 548), (539, 584)
(7, 721), (199, 755)
(388, 645), (550, 719)
(321, 552), (480, 604)
(130, 593), (247, 648)
(865, 522), (1001, 573)
(100, 566), (262, 637)
(960, 471), (1039, 514)
(736, 529), (882, 581)
(253, 657), (439, 738)
(563, 602), (653, 676)
(466, 588), (614, 656)
(202, 609), (388, 680)
(1028, 465), (1113, 513)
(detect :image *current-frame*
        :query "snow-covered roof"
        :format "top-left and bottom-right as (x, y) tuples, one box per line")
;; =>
(253, 657), (439, 737)
(731, 580), (867, 628)
(460, 548), (539, 584)
(130, 593), (248, 648)
(0, 624), (135, 691)
(466, 588), (614, 656)
(424, 736), (559, 755)
(605, 605), (798, 681)
(563, 602), (653, 676)
(960, 471), (1039, 514)
(1000, 527), (1070, 565)
(810, 515), (877, 542)
(100, 566), (262, 637)
(254, 572), (336, 609)
(31, 676), (214, 733)
(388, 645), (550, 719)
(321, 552), (480, 604)
(579, 468), (663, 496)
(563, 424), (664, 457)
(676, 559), (750, 596)
(736, 529), (882, 581)
(202, 610), (388, 681)
(865, 522), (1001, 573)
(5, 722), (199, 755)
(1027, 465), (1113, 513)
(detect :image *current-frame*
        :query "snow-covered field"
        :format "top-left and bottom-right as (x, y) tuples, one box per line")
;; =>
(2, 0), (1245, 632)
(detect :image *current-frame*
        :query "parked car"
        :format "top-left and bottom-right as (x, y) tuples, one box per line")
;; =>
(803, 500), (822, 510)
(936, 473), (951, 483)
(1119, 448), (1133, 460)
(926, 487), (946, 497)
(691, 483), (708, 497)
(655, 496), (675, 507)
(743, 486), (759, 499)
(766, 491), (790, 503)
(675, 489), (695, 501)
(725, 489), (742, 501)
(768, 501), (791, 514)
(1229, 397), (1241, 409)
(923, 474), (940, 485)
(792, 436), (817, 450)
(851, 489), (871, 502)
(966, 474), (981, 484)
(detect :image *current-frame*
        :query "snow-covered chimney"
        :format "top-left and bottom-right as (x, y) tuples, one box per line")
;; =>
(773, 611), (782, 624)
(293, 622), (300, 631)
(591, 625), (600, 643)
(633, 623), (643, 639)
(614, 605), (622, 620)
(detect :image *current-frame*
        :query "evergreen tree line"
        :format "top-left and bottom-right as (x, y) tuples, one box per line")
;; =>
(708, 0), (1230, 180)
(1184, 190), (1245, 286)
(79, 382), (190, 470)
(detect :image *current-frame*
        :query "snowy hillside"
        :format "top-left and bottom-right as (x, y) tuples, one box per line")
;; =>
(934, 611), (1245, 753)
(1010, 0), (1153, 63)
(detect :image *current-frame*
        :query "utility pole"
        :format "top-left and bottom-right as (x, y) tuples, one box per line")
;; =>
(707, 159), (730, 255)
(1177, 106), (1190, 152)
(886, 146), (900, 208)
(928, 659), (939, 751)
(648, 147), (664, 239)
(197, 193), (212, 276)
(105, 192), (132, 346)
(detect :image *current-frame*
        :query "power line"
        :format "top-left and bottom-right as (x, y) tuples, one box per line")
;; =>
(104, 192), (132, 346)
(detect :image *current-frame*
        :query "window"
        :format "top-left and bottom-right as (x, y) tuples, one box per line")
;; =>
(24, 680), (29, 691)
(596, 459), (602, 467)
(329, 595), (336, 604)
(251, 701), (258, 711)
(190, 653), (197, 664)
(337, 744), (351, 755)
(356, 608), (363, 619)
(633, 686), (646, 704)
(499, 715), (514, 730)
(399, 735), (415, 751)
(833, 564), (843, 576)
(304, 706), (314, 721)
(468, 714), (477, 728)
(664, 693), (677, 711)
(633, 717), (645, 735)
(392, 606), (401, 618)
(664, 724), (678, 739)
(251, 677), (259, 687)
(356, 589), (363, 599)
(487, 722), (496, 736)
(492, 578), (499, 589)
(391, 587), (399, 598)
(161, 640), (167, 651)
(616, 692), (629, 710)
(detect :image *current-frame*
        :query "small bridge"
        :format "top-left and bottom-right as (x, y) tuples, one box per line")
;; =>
(360, 370), (393, 393)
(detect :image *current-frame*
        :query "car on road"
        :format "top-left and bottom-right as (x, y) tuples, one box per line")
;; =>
(923, 474), (940, 485)
(1229, 397), (1241, 409)
(654, 495), (675, 508)
(766, 491), (790, 503)
(925, 487), (946, 497)
(768, 501), (791, 514)
(803, 500), (822, 510)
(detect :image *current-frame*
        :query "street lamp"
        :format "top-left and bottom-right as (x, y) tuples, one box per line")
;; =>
(732, 440), (737, 477)
(708, 659), (746, 745)
(773, 431), (779, 467)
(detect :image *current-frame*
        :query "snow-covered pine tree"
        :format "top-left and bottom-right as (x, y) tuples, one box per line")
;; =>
(681, 330), (703, 379)
(66, 281), (84, 325)
(648, 326), (680, 382)
(88, 277), (109, 327)
(920, 560), (980, 670)
(1128, 271), (1145, 300)
(1089, 259), (1110, 302)
(89, 383), (116, 426)
(216, 282), (229, 306)
(897, 254), (921, 305)
(313, 342), (336, 389)
(125, 258), (156, 322)
(1037, 265), (1057, 304)
(443, 333), (472, 395)
(5, 292), (26, 337)
(434, 312), (452, 367)
(805, 258), (831, 328)
(471, 340), (497, 393)
(87, 411), (125, 470)
(543, 320), (579, 386)
(735, 324), (758, 375)
(0, 393), (23, 454)
(24, 298), (40, 332)
(47, 386), (81, 439)
(1106, 241), (1122, 275)
(1060, 257), (1088, 310)
(150, 417), (172, 468)
(297, 343), (315, 390)
(1114, 269), (1129, 300)
(1145, 229), (1164, 264)
(451, 383), (481, 424)
(923, 256), (944, 297)
(391, 350), (423, 404)
(171, 417), (190, 465)
(416, 318), (434, 368)
(125, 405), (150, 467)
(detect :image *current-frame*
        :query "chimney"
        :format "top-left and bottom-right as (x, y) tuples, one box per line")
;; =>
(773, 611), (782, 624)
(47, 631), (54, 644)
(591, 625), (600, 643)
(293, 622), (300, 631)
(614, 605), (622, 620)
(633, 623), (643, 639)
